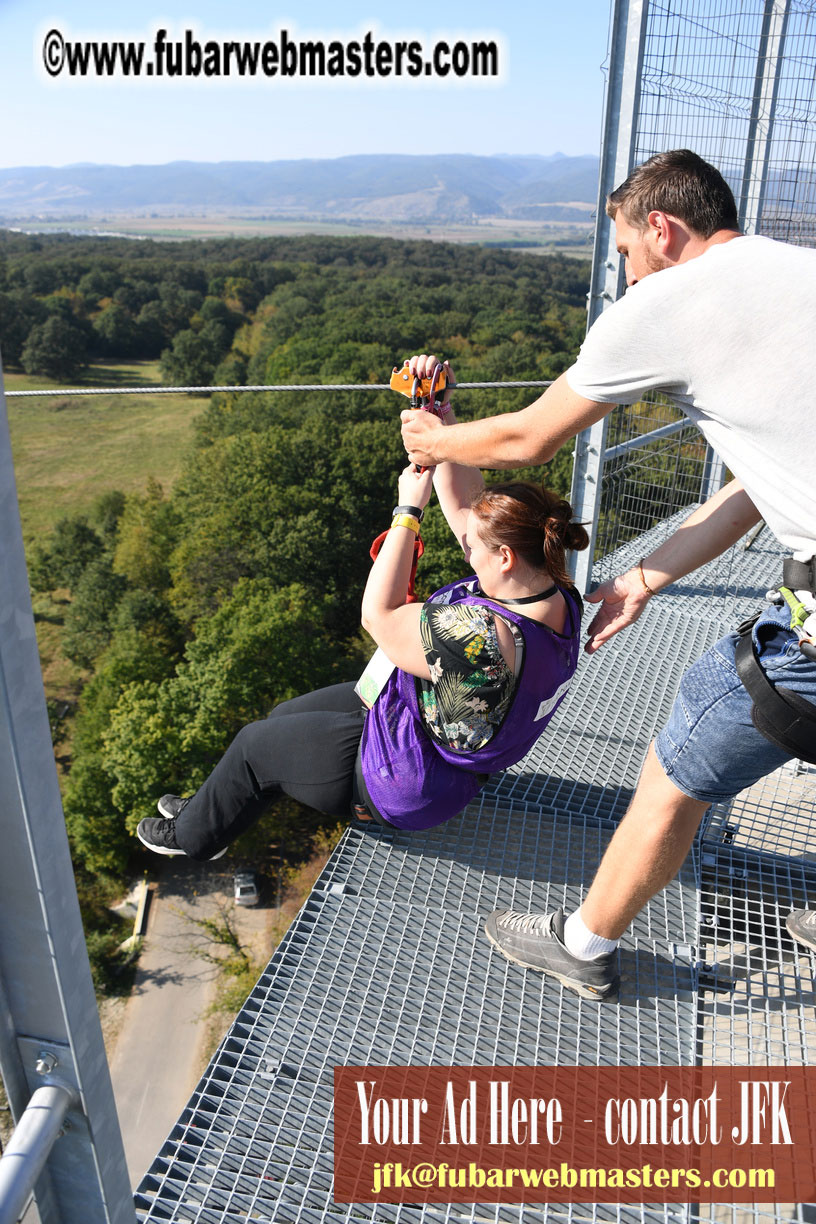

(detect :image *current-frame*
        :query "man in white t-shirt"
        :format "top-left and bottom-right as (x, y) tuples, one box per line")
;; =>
(401, 150), (816, 1000)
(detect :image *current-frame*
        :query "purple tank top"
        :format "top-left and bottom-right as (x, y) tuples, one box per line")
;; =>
(360, 577), (581, 830)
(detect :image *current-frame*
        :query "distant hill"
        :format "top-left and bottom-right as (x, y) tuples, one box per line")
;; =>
(0, 154), (599, 222)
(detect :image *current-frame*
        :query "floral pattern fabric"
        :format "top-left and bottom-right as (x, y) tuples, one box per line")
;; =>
(418, 598), (521, 752)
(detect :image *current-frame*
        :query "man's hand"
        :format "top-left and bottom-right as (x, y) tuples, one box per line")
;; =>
(401, 408), (446, 468)
(398, 353), (454, 466)
(584, 571), (652, 654)
(584, 481), (761, 655)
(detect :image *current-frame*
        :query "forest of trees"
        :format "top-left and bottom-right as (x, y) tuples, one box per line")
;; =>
(2, 229), (592, 985)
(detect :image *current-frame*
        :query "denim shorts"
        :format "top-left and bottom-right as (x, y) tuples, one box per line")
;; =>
(654, 601), (816, 803)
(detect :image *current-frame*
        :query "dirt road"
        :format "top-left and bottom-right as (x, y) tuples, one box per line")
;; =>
(108, 858), (269, 1188)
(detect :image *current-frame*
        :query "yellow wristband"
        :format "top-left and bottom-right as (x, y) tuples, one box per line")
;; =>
(391, 514), (421, 535)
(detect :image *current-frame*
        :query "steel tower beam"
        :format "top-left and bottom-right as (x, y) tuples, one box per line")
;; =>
(0, 356), (136, 1224)
(570, 0), (649, 594)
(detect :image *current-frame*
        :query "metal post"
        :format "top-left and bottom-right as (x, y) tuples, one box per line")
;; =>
(0, 354), (136, 1224)
(699, 444), (728, 503)
(739, 0), (791, 235)
(705, 0), (790, 512)
(570, 0), (649, 594)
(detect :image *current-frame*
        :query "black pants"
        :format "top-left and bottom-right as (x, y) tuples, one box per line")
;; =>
(173, 682), (366, 861)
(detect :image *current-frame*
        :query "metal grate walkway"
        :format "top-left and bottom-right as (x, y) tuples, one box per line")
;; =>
(134, 524), (816, 1224)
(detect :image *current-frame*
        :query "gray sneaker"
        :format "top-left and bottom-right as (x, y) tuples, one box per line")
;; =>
(484, 907), (619, 1002)
(786, 908), (816, 953)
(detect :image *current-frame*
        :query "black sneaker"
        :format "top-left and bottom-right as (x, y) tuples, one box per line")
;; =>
(484, 907), (619, 1002)
(137, 816), (186, 857)
(137, 795), (227, 860)
(158, 794), (189, 819)
(786, 909), (816, 953)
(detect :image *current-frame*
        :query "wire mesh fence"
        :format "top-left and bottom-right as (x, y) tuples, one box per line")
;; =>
(595, 401), (708, 562)
(637, 0), (816, 244)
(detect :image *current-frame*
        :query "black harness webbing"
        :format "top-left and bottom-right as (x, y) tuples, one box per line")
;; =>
(735, 619), (816, 765)
(783, 557), (816, 591)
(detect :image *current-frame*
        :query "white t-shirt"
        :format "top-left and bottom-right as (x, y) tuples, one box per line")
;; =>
(566, 235), (816, 556)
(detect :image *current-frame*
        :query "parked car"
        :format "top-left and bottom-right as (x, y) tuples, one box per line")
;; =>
(233, 870), (260, 907)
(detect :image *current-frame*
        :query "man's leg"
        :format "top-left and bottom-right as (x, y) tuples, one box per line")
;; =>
(485, 618), (807, 999)
(578, 743), (709, 940)
(484, 746), (704, 1002)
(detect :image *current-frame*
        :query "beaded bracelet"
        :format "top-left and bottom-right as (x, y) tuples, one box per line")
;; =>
(637, 559), (657, 597)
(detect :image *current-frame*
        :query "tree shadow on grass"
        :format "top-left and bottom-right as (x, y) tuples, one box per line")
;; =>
(78, 361), (162, 389)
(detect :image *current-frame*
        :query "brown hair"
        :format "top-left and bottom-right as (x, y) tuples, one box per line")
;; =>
(470, 482), (588, 586)
(606, 149), (739, 238)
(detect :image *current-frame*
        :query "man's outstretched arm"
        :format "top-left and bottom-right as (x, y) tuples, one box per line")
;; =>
(400, 369), (611, 470)
(584, 479), (762, 652)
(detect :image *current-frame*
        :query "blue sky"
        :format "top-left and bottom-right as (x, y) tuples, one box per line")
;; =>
(1, 1), (612, 167)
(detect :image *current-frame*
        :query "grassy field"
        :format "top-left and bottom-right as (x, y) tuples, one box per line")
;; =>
(4, 359), (204, 739)
(32, 590), (87, 729)
(4, 359), (203, 544)
(11, 211), (595, 257)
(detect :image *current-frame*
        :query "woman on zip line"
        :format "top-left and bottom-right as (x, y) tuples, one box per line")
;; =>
(137, 358), (588, 859)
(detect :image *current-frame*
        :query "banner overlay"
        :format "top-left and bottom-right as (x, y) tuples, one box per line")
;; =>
(334, 1066), (816, 1204)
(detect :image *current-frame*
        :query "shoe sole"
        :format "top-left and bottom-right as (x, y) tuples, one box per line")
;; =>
(786, 915), (816, 953)
(138, 824), (228, 861)
(137, 826), (185, 856)
(483, 920), (619, 1003)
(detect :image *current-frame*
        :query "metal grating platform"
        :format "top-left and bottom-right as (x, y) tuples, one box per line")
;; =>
(490, 599), (730, 816)
(702, 763), (816, 863)
(135, 801), (697, 1224)
(315, 801), (697, 948)
(135, 524), (816, 1224)
(697, 846), (816, 1066)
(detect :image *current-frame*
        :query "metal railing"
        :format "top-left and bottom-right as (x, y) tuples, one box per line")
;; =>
(0, 1082), (78, 1224)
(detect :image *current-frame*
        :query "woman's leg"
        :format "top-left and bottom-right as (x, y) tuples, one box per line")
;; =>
(173, 684), (365, 860)
(266, 681), (363, 719)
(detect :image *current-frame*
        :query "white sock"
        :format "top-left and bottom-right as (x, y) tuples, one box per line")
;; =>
(563, 908), (619, 961)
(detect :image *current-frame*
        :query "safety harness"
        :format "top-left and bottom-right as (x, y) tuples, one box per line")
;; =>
(735, 557), (816, 764)
(368, 529), (424, 602)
